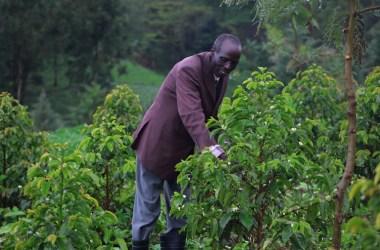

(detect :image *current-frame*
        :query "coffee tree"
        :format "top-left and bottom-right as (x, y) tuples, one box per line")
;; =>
(91, 84), (143, 133)
(171, 68), (341, 249)
(341, 67), (380, 249)
(0, 144), (121, 249)
(355, 67), (380, 178)
(80, 84), (143, 245)
(0, 92), (48, 222)
(346, 163), (380, 249)
(282, 65), (345, 156)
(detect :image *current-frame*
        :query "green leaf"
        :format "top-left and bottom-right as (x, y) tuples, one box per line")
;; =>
(375, 213), (380, 230)
(40, 152), (50, 162)
(282, 225), (292, 243)
(46, 234), (57, 245)
(219, 212), (232, 230)
(239, 210), (254, 230)
(41, 180), (51, 197)
(49, 159), (61, 168)
(349, 179), (367, 201)
(104, 211), (118, 224)
(86, 152), (96, 163)
(211, 218), (218, 237)
(28, 165), (44, 179)
(116, 238), (128, 250)
(229, 174), (240, 185)
(4, 210), (25, 218)
(346, 216), (370, 233)
(290, 232), (306, 250)
(223, 191), (234, 207)
(106, 142), (114, 152)
(0, 224), (12, 234)
(299, 221), (311, 234)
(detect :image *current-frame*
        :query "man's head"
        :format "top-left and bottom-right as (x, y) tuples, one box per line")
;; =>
(211, 34), (242, 78)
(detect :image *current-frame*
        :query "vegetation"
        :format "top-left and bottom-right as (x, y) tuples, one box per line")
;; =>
(1, 0), (380, 249)
(1, 64), (380, 249)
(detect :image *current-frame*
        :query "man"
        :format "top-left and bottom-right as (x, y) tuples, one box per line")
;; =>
(131, 34), (242, 249)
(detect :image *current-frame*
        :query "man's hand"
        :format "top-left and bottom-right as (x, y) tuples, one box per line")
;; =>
(218, 153), (227, 161)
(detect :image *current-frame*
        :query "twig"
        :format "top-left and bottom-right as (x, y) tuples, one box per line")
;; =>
(356, 5), (380, 15)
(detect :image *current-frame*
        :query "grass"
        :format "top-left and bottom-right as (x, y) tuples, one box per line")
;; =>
(48, 124), (87, 153)
(112, 60), (164, 86)
(48, 60), (164, 145)
(112, 60), (165, 110)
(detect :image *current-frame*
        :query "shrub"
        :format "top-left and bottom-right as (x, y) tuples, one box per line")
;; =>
(355, 66), (380, 178)
(0, 92), (48, 220)
(79, 84), (143, 245)
(0, 145), (121, 249)
(346, 163), (380, 249)
(171, 68), (341, 249)
(91, 84), (142, 133)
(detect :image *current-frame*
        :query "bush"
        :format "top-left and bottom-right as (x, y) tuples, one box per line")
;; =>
(91, 84), (142, 133)
(79, 84), (143, 246)
(356, 66), (380, 178)
(0, 145), (121, 249)
(171, 68), (341, 249)
(0, 92), (48, 220)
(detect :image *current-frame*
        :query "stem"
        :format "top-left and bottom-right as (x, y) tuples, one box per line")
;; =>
(356, 5), (380, 15)
(256, 206), (264, 249)
(2, 144), (6, 181)
(241, 174), (258, 193)
(59, 171), (64, 219)
(332, 0), (357, 249)
(105, 165), (110, 210)
(1, 144), (7, 207)
(279, 201), (320, 218)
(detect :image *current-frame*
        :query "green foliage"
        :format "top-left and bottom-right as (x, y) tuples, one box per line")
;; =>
(355, 67), (380, 177)
(48, 124), (86, 155)
(138, 1), (213, 70)
(30, 89), (65, 131)
(0, 83), (144, 248)
(172, 68), (340, 249)
(78, 84), (143, 245)
(0, 145), (121, 249)
(91, 84), (143, 133)
(0, 92), (48, 216)
(80, 115), (135, 211)
(66, 83), (108, 126)
(346, 163), (380, 249)
(283, 65), (346, 160)
(283, 65), (344, 122)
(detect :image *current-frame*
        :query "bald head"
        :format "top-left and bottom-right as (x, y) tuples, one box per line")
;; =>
(212, 34), (241, 52)
(211, 34), (242, 78)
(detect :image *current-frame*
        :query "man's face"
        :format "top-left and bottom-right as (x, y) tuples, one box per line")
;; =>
(211, 41), (241, 78)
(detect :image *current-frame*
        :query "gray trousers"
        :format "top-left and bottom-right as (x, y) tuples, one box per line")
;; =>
(132, 158), (187, 241)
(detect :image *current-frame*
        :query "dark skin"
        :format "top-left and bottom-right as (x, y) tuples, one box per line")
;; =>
(210, 40), (242, 78)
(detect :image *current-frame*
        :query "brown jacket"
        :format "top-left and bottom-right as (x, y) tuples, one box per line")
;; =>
(131, 52), (228, 180)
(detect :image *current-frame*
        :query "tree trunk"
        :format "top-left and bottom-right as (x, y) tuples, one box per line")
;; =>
(332, 0), (357, 249)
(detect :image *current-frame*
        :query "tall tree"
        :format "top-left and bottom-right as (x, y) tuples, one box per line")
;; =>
(0, 0), (47, 103)
(332, 2), (380, 249)
(0, 0), (129, 103)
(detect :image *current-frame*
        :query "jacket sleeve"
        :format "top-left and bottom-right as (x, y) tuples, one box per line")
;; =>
(176, 64), (217, 150)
